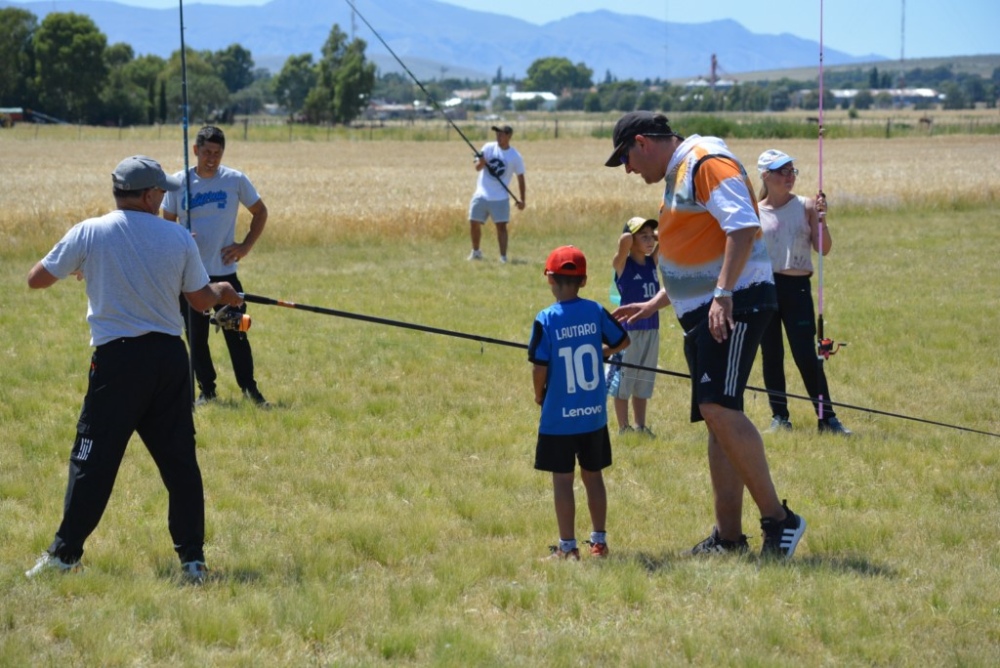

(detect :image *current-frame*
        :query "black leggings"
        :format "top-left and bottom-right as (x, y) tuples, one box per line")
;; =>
(49, 333), (204, 563)
(759, 273), (836, 419)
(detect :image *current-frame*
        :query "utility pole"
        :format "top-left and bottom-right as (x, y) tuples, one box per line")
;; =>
(897, 0), (906, 106)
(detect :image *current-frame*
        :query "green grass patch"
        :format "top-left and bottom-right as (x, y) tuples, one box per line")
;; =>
(1, 202), (997, 665)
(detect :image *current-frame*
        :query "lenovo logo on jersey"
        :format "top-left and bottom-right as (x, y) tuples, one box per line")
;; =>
(562, 404), (604, 418)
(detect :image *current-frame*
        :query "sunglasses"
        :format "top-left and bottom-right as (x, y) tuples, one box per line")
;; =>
(770, 166), (798, 177)
(620, 142), (635, 166)
(619, 133), (678, 165)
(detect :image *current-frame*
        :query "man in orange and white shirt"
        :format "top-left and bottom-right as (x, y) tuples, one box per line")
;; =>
(606, 111), (806, 560)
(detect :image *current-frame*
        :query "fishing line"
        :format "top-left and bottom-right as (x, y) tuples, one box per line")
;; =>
(344, 0), (522, 205)
(239, 293), (1000, 440)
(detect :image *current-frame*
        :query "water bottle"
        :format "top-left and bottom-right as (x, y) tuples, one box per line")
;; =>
(606, 352), (623, 397)
(609, 273), (621, 307)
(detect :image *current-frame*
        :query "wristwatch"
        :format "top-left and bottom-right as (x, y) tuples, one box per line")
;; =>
(713, 286), (733, 299)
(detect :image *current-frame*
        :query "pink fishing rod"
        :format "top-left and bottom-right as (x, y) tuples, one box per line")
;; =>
(816, 0), (838, 418)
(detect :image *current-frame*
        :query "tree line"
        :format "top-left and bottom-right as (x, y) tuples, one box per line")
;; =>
(2, 7), (997, 127)
(0, 8), (375, 126)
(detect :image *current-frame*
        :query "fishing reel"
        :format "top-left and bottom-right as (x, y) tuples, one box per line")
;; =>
(210, 305), (251, 333)
(817, 337), (846, 360)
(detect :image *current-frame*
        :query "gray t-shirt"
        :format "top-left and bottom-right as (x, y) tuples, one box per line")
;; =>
(162, 165), (260, 276)
(41, 209), (210, 346)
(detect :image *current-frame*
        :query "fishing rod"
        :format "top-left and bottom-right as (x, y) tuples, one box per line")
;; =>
(344, 0), (522, 205)
(815, 0), (845, 421)
(178, 0), (196, 407)
(222, 292), (1000, 439)
(242, 293), (523, 351)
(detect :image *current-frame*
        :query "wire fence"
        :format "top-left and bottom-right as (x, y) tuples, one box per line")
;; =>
(3, 109), (999, 143)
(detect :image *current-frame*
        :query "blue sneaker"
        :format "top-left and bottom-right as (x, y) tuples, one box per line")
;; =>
(181, 560), (208, 583)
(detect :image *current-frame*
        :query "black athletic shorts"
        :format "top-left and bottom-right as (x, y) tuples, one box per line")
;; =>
(534, 426), (612, 474)
(682, 306), (774, 423)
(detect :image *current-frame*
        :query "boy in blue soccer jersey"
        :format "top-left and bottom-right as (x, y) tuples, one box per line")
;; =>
(528, 246), (630, 560)
(610, 217), (663, 437)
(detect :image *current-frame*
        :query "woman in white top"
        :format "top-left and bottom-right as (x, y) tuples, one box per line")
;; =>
(756, 149), (851, 436)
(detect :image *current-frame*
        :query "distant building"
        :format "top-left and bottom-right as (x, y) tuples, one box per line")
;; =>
(683, 78), (737, 91)
(824, 88), (943, 108)
(508, 92), (558, 111)
(453, 89), (488, 102)
(363, 99), (467, 121)
(489, 84), (558, 111)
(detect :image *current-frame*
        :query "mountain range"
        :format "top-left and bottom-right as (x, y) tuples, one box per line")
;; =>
(2, 0), (887, 82)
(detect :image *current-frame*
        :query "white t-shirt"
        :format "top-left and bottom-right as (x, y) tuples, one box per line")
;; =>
(41, 210), (209, 346)
(473, 142), (525, 201)
(759, 195), (814, 274)
(162, 165), (260, 276)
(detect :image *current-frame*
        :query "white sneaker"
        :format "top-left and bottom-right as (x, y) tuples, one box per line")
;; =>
(467, 249), (483, 261)
(181, 560), (208, 583)
(25, 552), (83, 578)
(499, 255), (508, 264)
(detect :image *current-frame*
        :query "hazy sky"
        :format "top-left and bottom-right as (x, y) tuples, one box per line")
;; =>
(116, 0), (998, 61)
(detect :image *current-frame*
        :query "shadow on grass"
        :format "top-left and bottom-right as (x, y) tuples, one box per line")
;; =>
(625, 550), (897, 578)
(630, 551), (682, 572)
(192, 398), (283, 411)
(156, 563), (267, 586)
(795, 554), (899, 578)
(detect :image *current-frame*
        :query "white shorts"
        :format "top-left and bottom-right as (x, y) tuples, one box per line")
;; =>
(614, 328), (659, 400)
(469, 195), (510, 224)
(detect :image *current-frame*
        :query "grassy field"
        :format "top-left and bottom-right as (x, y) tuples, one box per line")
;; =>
(1, 132), (998, 666)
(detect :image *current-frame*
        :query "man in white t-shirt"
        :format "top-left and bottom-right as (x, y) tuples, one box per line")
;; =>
(26, 155), (242, 582)
(467, 124), (526, 263)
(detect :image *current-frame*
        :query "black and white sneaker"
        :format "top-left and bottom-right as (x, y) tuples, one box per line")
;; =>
(818, 417), (852, 436)
(687, 527), (749, 556)
(760, 500), (806, 559)
(766, 416), (793, 433)
(242, 387), (271, 408)
(195, 390), (216, 407)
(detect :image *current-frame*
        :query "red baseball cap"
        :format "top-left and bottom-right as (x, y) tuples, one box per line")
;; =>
(544, 245), (587, 277)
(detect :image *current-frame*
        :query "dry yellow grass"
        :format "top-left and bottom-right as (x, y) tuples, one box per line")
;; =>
(2, 134), (998, 254)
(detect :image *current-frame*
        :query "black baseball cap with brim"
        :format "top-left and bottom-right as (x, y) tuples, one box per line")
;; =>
(491, 124), (513, 134)
(604, 112), (679, 167)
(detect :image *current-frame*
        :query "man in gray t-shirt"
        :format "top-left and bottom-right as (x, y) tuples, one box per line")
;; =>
(26, 155), (242, 582)
(162, 125), (270, 406)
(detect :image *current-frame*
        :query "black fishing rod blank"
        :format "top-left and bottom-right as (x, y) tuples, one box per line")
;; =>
(236, 292), (1000, 440)
(242, 293), (522, 350)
